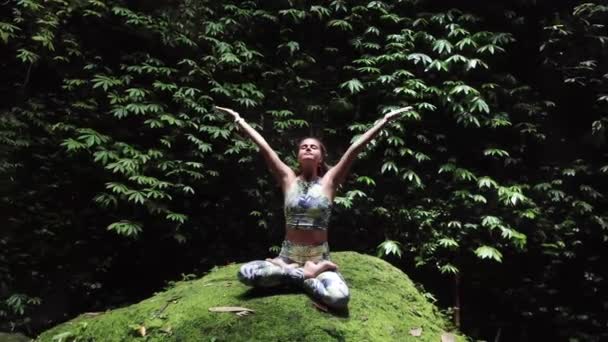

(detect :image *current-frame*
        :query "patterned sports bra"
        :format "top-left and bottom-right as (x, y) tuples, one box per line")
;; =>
(284, 176), (332, 231)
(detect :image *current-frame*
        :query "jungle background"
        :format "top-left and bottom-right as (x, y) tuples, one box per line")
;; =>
(1, 0), (607, 340)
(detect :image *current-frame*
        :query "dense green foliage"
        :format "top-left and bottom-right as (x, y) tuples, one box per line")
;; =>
(1, 0), (607, 340)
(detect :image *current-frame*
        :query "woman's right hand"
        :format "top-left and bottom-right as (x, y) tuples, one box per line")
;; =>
(383, 106), (412, 122)
(215, 106), (240, 121)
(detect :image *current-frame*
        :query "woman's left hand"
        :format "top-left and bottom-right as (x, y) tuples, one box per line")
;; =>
(384, 106), (412, 122)
(214, 106), (240, 121)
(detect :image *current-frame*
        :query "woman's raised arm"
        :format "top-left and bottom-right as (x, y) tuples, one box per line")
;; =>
(215, 106), (295, 190)
(323, 106), (412, 188)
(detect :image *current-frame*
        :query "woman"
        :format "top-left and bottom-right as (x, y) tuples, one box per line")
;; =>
(215, 105), (410, 310)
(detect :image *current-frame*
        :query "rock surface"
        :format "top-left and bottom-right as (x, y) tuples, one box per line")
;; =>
(37, 252), (465, 341)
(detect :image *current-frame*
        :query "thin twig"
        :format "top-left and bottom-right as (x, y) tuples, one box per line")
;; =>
(152, 296), (181, 318)
(23, 63), (32, 90)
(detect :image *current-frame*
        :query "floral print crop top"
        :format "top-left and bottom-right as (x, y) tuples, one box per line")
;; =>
(284, 176), (332, 231)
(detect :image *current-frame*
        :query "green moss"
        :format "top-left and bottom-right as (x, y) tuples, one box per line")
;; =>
(36, 252), (466, 342)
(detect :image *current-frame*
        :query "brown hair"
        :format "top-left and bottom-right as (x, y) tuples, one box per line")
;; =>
(297, 137), (332, 176)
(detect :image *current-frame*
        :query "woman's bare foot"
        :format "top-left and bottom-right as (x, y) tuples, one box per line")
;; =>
(303, 260), (338, 279)
(266, 258), (299, 269)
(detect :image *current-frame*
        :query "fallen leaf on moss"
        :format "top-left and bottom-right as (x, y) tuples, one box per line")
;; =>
(409, 327), (422, 336)
(441, 332), (456, 342)
(311, 301), (328, 312)
(209, 306), (255, 316)
(146, 318), (164, 329)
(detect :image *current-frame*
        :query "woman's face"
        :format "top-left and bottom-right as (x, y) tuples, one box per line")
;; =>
(298, 138), (323, 168)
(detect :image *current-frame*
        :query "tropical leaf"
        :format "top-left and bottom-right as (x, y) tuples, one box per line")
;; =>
(474, 246), (503, 262)
(327, 19), (353, 31)
(339, 79), (365, 94)
(470, 96), (490, 113)
(433, 39), (453, 54)
(439, 264), (459, 274)
(407, 53), (433, 66)
(483, 148), (510, 158)
(107, 221), (143, 237)
(381, 161), (399, 174)
(478, 177), (498, 189)
(377, 240), (403, 258)
(438, 238), (459, 248)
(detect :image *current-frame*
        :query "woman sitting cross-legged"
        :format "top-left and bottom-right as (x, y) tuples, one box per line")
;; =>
(215, 105), (410, 310)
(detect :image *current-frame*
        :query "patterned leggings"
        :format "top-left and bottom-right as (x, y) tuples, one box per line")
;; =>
(237, 240), (350, 309)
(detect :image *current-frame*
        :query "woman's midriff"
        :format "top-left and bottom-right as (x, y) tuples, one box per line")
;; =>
(285, 227), (327, 245)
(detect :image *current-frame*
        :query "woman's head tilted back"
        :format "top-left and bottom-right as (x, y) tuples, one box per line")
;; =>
(297, 137), (331, 176)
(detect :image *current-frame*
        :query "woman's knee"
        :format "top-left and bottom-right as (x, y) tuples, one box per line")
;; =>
(307, 272), (350, 309)
(237, 260), (267, 286)
(237, 263), (254, 286)
(312, 286), (349, 309)
(327, 292), (350, 309)
(237, 260), (287, 287)
(325, 282), (350, 309)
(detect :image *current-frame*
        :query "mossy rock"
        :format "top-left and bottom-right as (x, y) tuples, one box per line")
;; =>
(0, 332), (32, 342)
(37, 252), (465, 341)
